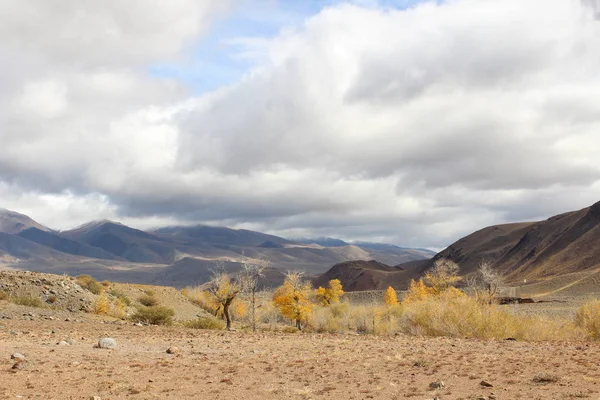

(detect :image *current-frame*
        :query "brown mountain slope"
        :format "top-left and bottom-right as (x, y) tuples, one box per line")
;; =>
(317, 201), (600, 291)
(0, 208), (50, 234)
(312, 260), (427, 291)
(430, 200), (600, 283)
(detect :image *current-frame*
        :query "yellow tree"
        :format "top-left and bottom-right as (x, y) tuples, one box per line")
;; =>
(273, 271), (313, 330)
(315, 279), (344, 306)
(384, 286), (398, 306)
(403, 279), (433, 304)
(424, 258), (461, 294)
(206, 272), (241, 330)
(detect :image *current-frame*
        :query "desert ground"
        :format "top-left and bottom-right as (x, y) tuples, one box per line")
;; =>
(1, 302), (600, 400)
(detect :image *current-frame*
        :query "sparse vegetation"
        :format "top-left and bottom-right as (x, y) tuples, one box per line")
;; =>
(46, 294), (57, 304)
(11, 295), (44, 308)
(574, 299), (600, 340)
(76, 274), (103, 295)
(138, 294), (159, 307)
(130, 305), (175, 325)
(0, 291), (8, 301)
(183, 316), (225, 330)
(109, 289), (131, 306)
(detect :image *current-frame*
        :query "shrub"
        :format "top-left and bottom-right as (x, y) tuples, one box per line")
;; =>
(101, 280), (111, 288)
(76, 275), (103, 295)
(183, 316), (225, 330)
(138, 294), (159, 306)
(574, 300), (600, 340)
(92, 293), (110, 314)
(0, 291), (8, 301)
(130, 305), (175, 325)
(109, 289), (131, 306)
(47, 295), (58, 304)
(109, 298), (127, 319)
(143, 289), (156, 297)
(11, 295), (44, 308)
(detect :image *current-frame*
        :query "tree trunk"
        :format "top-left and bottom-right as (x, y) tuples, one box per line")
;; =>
(224, 301), (232, 330)
(296, 319), (301, 330)
(251, 288), (256, 332)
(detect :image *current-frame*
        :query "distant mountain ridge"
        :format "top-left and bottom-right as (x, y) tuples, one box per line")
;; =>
(0, 208), (50, 234)
(0, 209), (434, 288)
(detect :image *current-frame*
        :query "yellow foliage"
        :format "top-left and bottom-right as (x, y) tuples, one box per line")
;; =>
(93, 292), (110, 314)
(231, 298), (247, 319)
(384, 286), (398, 306)
(273, 278), (313, 329)
(109, 297), (127, 319)
(315, 279), (344, 306)
(403, 279), (434, 304)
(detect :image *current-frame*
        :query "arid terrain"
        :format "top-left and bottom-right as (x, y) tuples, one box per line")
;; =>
(1, 308), (600, 400)
(2, 276), (600, 400)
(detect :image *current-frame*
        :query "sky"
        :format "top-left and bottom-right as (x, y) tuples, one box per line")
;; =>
(1, 0), (600, 249)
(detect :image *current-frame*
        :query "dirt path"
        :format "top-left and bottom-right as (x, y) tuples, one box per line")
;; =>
(1, 319), (599, 400)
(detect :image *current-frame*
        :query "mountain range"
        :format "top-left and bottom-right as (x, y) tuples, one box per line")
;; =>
(313, 201), (600, 292)
(0, 208), (434, 288)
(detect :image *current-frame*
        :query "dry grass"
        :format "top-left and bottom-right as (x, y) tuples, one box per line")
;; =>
(183, 316), (225, 330)
(574, 299), (600, 340)
(0, 291), (8, 301)
(398, 291), (580, 341)
(11, 295), (44, 308)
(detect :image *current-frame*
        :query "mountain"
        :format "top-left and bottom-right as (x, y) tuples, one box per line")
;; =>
(0, 208), (435, 287)
(61, 221), (177, 264)
(297, 237), (350, 247)
(407, 201), (600, 284)
(312, 260), (428, 292)
(0, 208), (50, 234)
(153, 257), (286, 288)
(154, 225), (293, 247)
(18, 227), (125, 261)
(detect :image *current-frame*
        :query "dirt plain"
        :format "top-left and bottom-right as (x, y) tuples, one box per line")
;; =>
(1, 302), (600, 400)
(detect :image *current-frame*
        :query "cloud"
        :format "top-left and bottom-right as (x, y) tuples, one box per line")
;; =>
(1, 0), (600, 248)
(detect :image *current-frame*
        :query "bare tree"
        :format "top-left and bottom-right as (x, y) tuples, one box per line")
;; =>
(425, 258), (461, 293)
(240, 259), (268, 332)
(467, 261), (502, 304)
(206, 265), (241, 331)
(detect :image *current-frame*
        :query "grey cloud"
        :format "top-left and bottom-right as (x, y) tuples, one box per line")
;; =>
(1, 0), (600, 249)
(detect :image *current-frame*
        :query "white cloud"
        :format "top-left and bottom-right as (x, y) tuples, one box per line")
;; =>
(1, 0), (600, 248)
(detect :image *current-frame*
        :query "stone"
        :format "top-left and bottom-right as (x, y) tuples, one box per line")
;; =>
(11, 361), (28, 372)
(429, 381), (445, 389)
(96, 337), (117, 349)
(57, 341), (69, 346)
(166, 346), (181, 354)
(11, 353), (26, 361)
(480, 380), (493, 387)
(66, 338), (77, 345)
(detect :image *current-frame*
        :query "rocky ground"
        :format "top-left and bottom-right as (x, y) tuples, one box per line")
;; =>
(1, 310), (600, 400)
